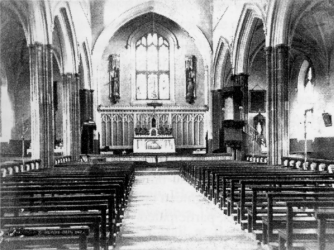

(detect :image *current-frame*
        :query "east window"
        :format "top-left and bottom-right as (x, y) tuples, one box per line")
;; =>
(136, 33), (170, 100)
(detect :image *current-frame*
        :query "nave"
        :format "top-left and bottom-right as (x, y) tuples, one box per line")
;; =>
(115, 174), (260, 250)
(2, 158), (334, 250)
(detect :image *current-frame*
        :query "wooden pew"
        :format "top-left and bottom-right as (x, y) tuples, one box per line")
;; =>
(213, 169), (326, 205)
(0, 162), (135, 249)
(1, 215), (101, 250)
(180, 161), (249, 190)
(263, 192), (334, 244)
(247, 186), (334, 234)
(277, 201), (334, 250)
(315, 208), (334, 250)
(1, 168), (131, 208)
(2, 204), (107, 233)
(0, 194), (116, 237)
(207, 165), (285, 199)
(237, 178), (334, 222)
(222, 174), (334, 214)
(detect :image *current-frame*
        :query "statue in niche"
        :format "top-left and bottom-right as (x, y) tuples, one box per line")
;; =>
(185, 55), (197, 104)
(253, 112), (266, 147)
(108, 54), (120, 104)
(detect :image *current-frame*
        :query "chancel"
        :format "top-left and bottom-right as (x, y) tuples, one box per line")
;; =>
(1, 0), (334, 250)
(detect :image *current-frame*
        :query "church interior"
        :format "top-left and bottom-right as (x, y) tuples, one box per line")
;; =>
(1, 0), (334, 249)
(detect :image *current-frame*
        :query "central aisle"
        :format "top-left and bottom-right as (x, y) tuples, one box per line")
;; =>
(115, 175), (261, 250)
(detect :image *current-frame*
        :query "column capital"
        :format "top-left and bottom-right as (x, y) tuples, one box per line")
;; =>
(28, 43), (54, 51)
(45, 44), (54, 53)
(231, 74), (248, 86)
(235, 73), (249, 80)
(235, 73), (249, 77)
(275, 44), (289, 53)
(264, 46), (273, 53)
(29, 42), (43, 50)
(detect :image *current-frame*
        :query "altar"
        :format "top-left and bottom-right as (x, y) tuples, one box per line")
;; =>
(133, 136), (175, 153)
(133, 124), (175, 154)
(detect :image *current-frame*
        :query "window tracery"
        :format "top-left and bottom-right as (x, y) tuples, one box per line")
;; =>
(136, 33), (170, 100)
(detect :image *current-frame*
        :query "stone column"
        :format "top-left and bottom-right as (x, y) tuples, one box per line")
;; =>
(62, 73), (81, 161)
(29, 44), (41, 161)
(266, 47), (275, 165)
(62, 73), (72, 156)
(29, 43), (54, 168)
(211, 90), (223, 152)
(73, 73), (81, 160)
(46, 45), (54, 168)
(267, 45), (289, 165)
(206, 90), (213, 153)
(276, 44), (289, 163)
(205, 66), (213, 153)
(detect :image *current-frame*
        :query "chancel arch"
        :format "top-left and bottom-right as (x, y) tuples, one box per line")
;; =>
(96, 11), (207, 153)
(92, 1), (212, 74)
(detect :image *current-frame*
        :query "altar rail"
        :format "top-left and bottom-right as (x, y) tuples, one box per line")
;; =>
(246, 154), (268, 164)
(281, 156), (334, 172)
(0, 159), (41, 177)
(54, 155), (72, 165)
(99, 107), (207, 150)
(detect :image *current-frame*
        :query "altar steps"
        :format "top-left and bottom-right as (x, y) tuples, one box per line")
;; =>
(134, 162), (180, 175)
(135, 167), (180, 175)
(88, 153), (232, 164)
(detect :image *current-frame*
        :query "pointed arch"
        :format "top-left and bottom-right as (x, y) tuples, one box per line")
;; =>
(29, 0), (49, 44)
(81, 41), (93, 89)
(232, 4), (265, 74)
(0, 0), (33, 45)
(92, 1), (211, 67)
(212, 37), (232, 90)
(53, 6), (78, 73)
(52, 4), (79, 73)
(266, 0), (294, 47)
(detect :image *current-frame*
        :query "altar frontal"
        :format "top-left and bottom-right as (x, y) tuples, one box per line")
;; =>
(133, 118), (175, 153)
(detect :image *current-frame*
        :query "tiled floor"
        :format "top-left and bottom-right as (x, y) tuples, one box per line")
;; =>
(114, 175), (262, 250)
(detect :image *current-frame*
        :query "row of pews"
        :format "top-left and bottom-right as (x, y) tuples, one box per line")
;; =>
(181, 158), (334, 250)
(0, 161), (135, 250)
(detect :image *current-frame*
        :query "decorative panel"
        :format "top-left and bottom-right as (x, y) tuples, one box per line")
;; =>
(101, 113), (134, 149)
(99, 107), (206, 149)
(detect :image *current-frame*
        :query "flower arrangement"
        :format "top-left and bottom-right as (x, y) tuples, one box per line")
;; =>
(134, 125), (173, 136)
(158, 125), (173, 136)
(135, 126), (149, 136)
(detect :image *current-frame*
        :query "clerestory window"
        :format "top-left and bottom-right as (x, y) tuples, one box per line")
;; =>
(135, 33), (170, 100)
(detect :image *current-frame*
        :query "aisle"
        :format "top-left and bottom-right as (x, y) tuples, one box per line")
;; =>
(114, 175), (262, 250)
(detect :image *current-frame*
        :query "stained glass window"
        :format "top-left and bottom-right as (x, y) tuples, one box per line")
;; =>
(136, 33), (170, 100)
